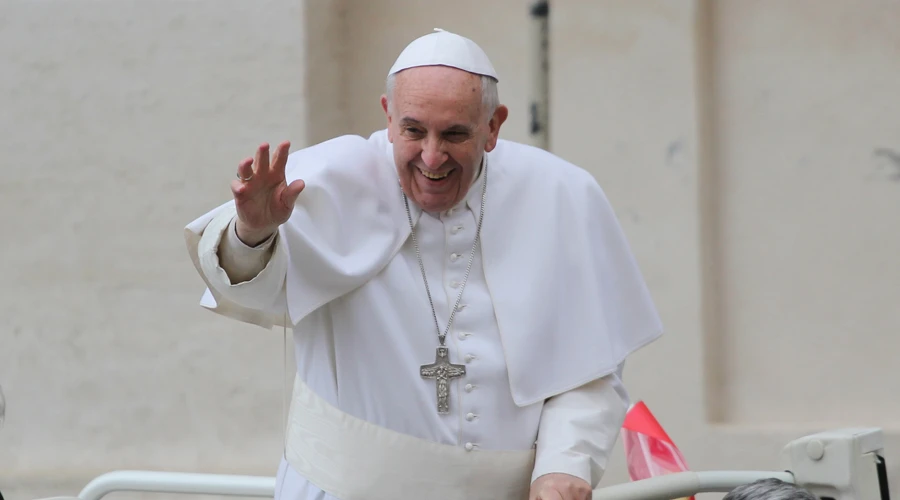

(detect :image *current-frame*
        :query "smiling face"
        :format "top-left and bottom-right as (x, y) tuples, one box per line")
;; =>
(381, 65), (508, 213)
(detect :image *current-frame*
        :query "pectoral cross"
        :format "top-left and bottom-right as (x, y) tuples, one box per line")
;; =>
(420, 346), (466, 414)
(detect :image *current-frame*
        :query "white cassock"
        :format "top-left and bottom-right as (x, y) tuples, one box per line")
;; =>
(184, 129), (663, 500)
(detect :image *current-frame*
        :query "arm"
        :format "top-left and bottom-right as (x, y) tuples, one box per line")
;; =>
(218, 215), (277, 283)
(530, 364), (629, 497)
(196, 205), (289, 312)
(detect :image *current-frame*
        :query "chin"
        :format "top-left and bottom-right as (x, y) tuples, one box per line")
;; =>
(401, 178), (461, 213)
(417, 199), (451, 213)
(414, 192), (459, 213)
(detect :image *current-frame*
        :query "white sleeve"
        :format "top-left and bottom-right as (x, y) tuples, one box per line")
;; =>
(218, 216), (277, 283)
(530, 363), (630, 489)
(185, 134), (408, 329)
(196, 205), (289, 312)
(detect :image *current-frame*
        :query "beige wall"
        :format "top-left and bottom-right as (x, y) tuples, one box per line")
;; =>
(1, 0), (304, 496)
(548, 0), (900, 493)
(3, 0), (899, 498)
(710, 0), (900, 426)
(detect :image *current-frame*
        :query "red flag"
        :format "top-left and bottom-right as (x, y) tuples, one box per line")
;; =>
(621, 400), (694, 500)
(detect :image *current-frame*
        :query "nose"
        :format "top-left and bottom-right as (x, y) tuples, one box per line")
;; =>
(420, 138), (448, 169)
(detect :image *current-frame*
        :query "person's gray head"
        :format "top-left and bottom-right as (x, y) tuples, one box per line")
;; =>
(379, 29), (508, 214)
(723, 478), (818, 500)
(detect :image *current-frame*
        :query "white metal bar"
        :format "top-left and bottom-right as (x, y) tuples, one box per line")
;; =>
(75, 469), (794, 500)
(696, 471), (796, 490)
(592, 471), (796, 500)
(77, 471), (275, 500)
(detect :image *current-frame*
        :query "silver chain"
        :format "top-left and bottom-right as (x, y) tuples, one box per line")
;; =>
(402, 158), (488, 347)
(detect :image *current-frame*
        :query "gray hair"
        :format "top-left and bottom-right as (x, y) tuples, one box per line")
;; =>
(385, 71), (499, 120)
(723, 479), (818, 500)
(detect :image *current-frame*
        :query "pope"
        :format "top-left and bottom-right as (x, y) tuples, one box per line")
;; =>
(185, 29), (664, 500)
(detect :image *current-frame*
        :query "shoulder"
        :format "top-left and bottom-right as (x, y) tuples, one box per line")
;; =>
(366, 128), (391, 154)
(284, 129), (391, 167)
(281, 133), (396, 195)
(490, 138), (604, 199)
(283, 134), (387, 176)
(285, 134), (380, 166)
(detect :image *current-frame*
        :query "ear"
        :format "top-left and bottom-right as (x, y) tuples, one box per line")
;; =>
(381, 94), (394, 142)
(484, 105), (509, 152)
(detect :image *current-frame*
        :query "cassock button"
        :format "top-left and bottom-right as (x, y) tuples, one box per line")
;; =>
(450, 253), (460, 262)
(465, 442), (474, 451)
(464, 354), (475, 363)
(466, 412), (475, 421)
(451, 225), (463, 234)
(458, 331), (468, 340)
(450, 281), (460, 288)
(464, 384), (474, 392)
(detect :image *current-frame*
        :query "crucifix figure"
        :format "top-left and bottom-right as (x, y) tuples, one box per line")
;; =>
(420, 346), (466, 414)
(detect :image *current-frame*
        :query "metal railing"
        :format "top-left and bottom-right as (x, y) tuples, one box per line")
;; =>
(70, 469), (794, 500)
(78, 471), (275, 500)
(592, 471), (795, 500)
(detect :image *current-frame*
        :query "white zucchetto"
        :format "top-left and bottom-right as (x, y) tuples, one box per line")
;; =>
(388, 28), (499, 81)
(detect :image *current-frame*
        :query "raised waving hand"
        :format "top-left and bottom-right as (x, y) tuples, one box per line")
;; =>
(231, 141), (305, 246)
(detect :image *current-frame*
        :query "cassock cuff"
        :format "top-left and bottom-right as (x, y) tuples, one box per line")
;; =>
(219, 216), (277, 282)
(530, 369), (630, 489)
(197, 207), (288, 311)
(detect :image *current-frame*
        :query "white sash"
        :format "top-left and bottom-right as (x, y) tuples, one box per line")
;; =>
(284, 375), (536, 500)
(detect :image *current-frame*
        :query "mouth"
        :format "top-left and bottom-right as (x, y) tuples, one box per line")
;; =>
(418, 167), (454, 181)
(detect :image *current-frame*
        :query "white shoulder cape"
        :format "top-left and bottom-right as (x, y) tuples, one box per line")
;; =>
(185, 129), (663, 407)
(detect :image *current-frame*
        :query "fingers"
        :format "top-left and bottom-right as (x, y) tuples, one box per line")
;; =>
(533, 490), (564, 500)
(270, 141), (291, 177)
(280, 179), (306, 209)
(234, 141), (293, 201)
(530, 474), (591, 500)
(230, 178), (250, 199)
(247, 141), (289, 180)
(237, 157), (254, 181)
(254, 143), (270, 175)
(232, 155), (259, 195)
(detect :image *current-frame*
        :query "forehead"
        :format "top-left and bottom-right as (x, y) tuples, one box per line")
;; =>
(392, 66), (482, 123)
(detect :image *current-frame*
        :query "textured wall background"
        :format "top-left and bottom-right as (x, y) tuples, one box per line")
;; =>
(1, 0), (304, 496)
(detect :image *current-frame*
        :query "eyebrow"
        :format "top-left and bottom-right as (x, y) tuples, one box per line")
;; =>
(400, 117), (472, 134)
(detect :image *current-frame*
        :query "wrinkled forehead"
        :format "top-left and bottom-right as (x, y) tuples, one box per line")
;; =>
(391, 66), (484, 120)
(395, 66), (481, 98)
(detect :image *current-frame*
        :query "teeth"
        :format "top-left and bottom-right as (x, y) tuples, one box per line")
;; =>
(420, 168), (450, 180)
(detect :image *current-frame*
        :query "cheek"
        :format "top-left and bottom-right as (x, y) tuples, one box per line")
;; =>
(400, 140), (421, 158)
(393, 145), (419, 175)
(393, 144), (409, 163)
(448, 146), (476, 171)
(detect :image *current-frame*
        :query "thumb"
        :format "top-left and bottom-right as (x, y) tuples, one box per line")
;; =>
(282, 179), (306, 207)
(537, 490), (564, 500)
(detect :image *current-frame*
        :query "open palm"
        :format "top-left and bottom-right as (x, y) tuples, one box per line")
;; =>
(231, 141), (305, 244)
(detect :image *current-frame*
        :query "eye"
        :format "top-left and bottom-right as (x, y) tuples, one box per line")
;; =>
(444, 131), (468, 141)
(404, 126), (424, 135)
